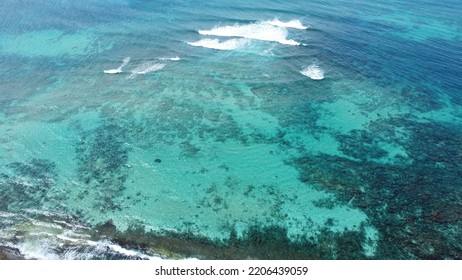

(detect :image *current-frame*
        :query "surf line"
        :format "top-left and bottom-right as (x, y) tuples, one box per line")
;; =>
(104, 57), (131, 74)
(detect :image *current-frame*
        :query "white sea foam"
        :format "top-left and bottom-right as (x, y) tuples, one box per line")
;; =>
(161, 56), (181, 61)
(104, 56), (131, 74)
(187, 38), (250, 50)
(14, 236), (157, 260)
(198, 21), (300, 46)
(266, 19), (308, 30)
(120, 56), (131, 67)
(53, 220), (90, 230)
(301, 64), (325, 80)
(30, 220), (64, 230)
(106, 243), (147, 258)
(56, 234), (81, 243)
(132, 62), (165, 75)
(23, 209), (59, 216)
(128, 62), (166, 78)
(103, 69), (122, 74)
(0, 211), (163, 260)
(0, 211), (16, 218)
(7, 227), (158, 260)
(17, 239), (60, 260)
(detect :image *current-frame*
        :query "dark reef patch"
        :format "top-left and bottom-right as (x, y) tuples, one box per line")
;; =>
(94, 220), (369, 260)
(250, 81), (329, 131)
(398, 85), (446, 113)
(8, 158), (56, 179)
(291, 119), (462, 259)
(337, 129), (389, 160)
(111, 94), (252, 148)
(0, 158), (58, 211)
(75, 121), (131, 213)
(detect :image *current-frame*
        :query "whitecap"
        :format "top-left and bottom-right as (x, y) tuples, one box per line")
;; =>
(266, 19), (308, 30)
(187, 38), (250, 50)
(301, 64), (325, 80)
(198, 21), (300, 46)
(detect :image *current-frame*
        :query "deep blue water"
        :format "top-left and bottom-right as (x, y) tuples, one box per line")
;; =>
(0, 0), (461, 259)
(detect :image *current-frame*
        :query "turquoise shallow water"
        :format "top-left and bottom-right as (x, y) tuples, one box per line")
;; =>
(0, 0), (461, 259)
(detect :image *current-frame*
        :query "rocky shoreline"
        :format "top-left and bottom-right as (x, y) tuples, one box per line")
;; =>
(0, 246), (25, 260)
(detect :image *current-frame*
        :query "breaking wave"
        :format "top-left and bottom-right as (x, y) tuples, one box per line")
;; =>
(198, 20), (301, 46)
(187, 38), (250, 50)
(266, 19), (308, 30)
(0, 211), (157, 260)
(301, 64), (325, 80)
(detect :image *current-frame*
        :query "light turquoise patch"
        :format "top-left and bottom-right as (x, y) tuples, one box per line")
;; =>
(0, 29), (111, 57)
(416, 105), (462, 125)
(365, 11), (460, 41)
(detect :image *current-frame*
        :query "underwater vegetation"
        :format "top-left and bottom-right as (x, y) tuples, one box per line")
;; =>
(94, 220), (368, 260)
(0, 159), (59, 211)
(75, 122), (131, 213)
(294, 120), (462, 259)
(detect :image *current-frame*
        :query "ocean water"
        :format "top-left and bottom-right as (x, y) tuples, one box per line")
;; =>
(0, 0), (461, 259)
